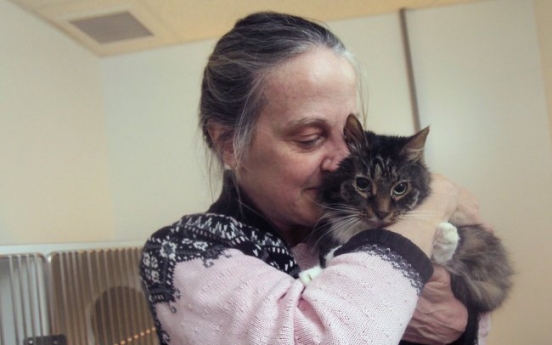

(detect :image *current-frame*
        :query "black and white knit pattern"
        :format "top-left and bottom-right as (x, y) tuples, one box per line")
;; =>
(140, 213), (300, 306)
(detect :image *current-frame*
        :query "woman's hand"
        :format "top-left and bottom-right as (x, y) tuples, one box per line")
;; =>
(388, 173), (489, 255)
(399, 175), (492, 344)
(387, 174), (460, 255)
(402, 265), (468, 345)
(447, 179), (493, 232)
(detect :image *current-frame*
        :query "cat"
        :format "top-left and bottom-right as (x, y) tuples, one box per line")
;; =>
(300, 114), (513, 318)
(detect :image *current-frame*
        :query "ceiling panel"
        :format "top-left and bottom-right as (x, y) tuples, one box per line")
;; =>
(8, 0), (482, 56)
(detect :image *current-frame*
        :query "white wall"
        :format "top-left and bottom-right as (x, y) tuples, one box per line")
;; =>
(407, 0), (552, 344)
(0, 0), (114, 245)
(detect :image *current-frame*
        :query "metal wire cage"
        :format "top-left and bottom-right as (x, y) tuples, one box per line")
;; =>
(0, 246), (158, 345)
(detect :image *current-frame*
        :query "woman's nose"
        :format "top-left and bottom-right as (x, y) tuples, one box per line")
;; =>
(321, 139), (350, 172)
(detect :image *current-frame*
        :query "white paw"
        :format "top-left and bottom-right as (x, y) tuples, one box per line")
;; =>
(431, 222), (459, 264)
(324, 246), (340, 263)
(299, 266), (323, 286)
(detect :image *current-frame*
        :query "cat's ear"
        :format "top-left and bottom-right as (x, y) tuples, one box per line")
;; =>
(401, 126), (430, 162)
(344, 114), (368, 152)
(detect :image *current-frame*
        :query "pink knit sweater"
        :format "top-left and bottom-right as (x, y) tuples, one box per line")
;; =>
(141, 212), (435, 345)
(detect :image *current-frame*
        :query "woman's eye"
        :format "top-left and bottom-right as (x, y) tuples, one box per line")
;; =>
(355, 177), (371, 191)
(393, 182), (408, 196)
(297, 136), (322, 148)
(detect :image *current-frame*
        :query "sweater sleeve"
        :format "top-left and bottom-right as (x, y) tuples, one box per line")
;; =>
(141, 214), (433, 345)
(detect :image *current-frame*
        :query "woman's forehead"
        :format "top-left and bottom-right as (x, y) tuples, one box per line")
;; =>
(264, 48), (356, 89)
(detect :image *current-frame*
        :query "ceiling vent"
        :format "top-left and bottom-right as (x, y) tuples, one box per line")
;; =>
(69, 11), (153, 44)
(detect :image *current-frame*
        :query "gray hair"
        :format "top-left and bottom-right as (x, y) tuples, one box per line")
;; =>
(200, 11), (363, 174)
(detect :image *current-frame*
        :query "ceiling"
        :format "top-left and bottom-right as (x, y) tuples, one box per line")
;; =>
(9, 0), (481, 56)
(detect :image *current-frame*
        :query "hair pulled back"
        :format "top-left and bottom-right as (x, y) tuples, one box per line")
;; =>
(200, 11), (355, 169)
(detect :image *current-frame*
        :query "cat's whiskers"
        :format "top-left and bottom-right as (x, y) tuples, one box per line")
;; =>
(308, 204), (365, 248)
(395, 209), (433, 224)
(317, 203), (360, 220)
(326, 215), (365, 243)
(306, 194), (361, 224)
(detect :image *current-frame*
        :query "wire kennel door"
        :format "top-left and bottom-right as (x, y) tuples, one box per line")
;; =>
(1, 246), (158, 345)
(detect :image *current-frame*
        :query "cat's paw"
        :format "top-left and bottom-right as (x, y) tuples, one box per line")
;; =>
(299, 266), (323, 286)
(324, 246), (341, 263)
(431, 222), (460, 264)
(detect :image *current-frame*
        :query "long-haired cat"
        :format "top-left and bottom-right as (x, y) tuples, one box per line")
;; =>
(301, 115), (513, 344)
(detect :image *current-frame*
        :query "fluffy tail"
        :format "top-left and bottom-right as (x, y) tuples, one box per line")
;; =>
(445, 226), (514, 312)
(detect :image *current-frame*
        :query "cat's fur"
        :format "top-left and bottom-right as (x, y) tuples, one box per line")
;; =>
(304, 115), (513, 315)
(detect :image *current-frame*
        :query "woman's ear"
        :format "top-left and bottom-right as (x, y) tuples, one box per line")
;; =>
(207, 121), (237, 169)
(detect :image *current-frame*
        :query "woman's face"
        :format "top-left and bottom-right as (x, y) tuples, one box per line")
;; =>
(236, 47), (358, 241)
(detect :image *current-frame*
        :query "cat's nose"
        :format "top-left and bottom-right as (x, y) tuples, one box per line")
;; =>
(375, 210), (390, 219)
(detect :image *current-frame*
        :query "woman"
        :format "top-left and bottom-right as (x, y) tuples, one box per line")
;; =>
(141, 12), (488, 344)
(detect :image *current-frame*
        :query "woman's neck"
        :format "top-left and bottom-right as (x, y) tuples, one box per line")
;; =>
(275, 223), (312, 248)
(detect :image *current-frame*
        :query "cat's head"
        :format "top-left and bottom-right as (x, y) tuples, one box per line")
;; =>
(319, 115), (431, 238)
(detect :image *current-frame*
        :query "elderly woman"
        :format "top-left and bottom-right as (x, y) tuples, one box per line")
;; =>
(140, 12), (488, 345)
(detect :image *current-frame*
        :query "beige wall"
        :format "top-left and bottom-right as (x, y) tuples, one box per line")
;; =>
(535, 0), (552, 147)
(100, 40), (217, 241)
(0, 0), (114, 245)
(407, 1), (552, 343)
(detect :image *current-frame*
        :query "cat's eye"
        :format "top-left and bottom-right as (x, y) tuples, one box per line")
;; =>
(393, 182), (409, 196)
(355, 177), (371, 191)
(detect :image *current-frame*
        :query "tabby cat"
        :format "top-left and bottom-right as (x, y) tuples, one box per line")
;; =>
(302, 115), (513, 343)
